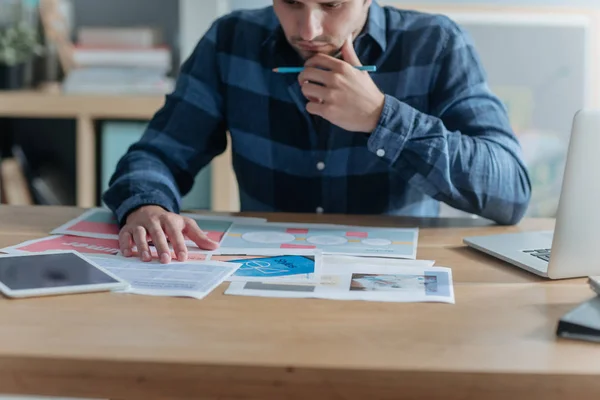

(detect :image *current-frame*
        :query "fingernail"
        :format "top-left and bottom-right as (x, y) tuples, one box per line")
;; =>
(178, 252), (187, 261)
(160, 253), (171, 264)
(122, 249), (131, 257)
(143, 251), (151, 260)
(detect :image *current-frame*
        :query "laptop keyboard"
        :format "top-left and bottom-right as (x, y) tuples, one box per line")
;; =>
(523, 248), (551, 262)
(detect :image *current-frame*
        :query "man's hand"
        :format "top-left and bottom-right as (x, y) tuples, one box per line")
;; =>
(298, 35), (385, 133)
(120, 205), (219, 264)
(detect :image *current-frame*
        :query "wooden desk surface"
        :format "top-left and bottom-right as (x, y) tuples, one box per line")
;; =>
(0, 90), (165, 119)
(0, 206), (598, 400)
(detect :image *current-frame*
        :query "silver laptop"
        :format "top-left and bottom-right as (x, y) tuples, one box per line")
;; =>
(463, 109), (600, 279)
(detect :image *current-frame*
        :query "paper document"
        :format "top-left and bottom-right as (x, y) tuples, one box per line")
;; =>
(321, 255), (434, 274)
(225, 264), (454, 304)
(51, 208), (265, 245)
(0, 235), (212, 262)
(87, 256), (240, 299)
(221, 222), (419, 259)
(207, 249), (322, 282)
(1, 235), (121, 257)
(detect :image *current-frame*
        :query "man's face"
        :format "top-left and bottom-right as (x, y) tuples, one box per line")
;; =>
(273, 0), (372, 59)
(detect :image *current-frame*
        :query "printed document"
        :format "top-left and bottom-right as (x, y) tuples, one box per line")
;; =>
(50, 207), (266, 245)
(225, 263), (454, 304)
(206, 249), (322, 282)
(87, 256), (240, 299)
(220, 222), (419, 259)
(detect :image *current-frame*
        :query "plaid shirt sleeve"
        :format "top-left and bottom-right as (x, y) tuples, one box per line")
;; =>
(102, 21), (227, 225)
(367, 19), (531, 225)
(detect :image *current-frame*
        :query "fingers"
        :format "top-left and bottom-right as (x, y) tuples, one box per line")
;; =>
(132, 225), (152, 262)
(163, 221), (188, 262)
(118, 230), (134, 257)
(301, 81), (329, 103)
(306, 100), (327, 117)
(304, 53), (345, 73)
(146, 222), (172, 264)
(184, 218), (219, 250)
(298, 67), (332, 87)
(121, 210), (217, 264)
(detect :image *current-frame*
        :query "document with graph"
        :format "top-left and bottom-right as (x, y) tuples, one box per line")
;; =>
(220, 222), (418, 259)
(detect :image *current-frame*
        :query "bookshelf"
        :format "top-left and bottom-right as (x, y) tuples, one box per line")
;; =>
(0, 89), (237, 211)
(0, 90), (165, 208)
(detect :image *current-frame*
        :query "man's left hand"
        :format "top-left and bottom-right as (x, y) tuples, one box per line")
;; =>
(298, 35), (385, 133)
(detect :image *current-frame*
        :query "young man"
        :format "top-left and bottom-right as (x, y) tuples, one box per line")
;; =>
(103, 0), (531, 263)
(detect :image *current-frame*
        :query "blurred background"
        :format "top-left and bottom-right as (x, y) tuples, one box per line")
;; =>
(0, 0), (598, 221)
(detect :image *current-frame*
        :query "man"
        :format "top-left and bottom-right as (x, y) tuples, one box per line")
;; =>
(103, 0), (531, 264)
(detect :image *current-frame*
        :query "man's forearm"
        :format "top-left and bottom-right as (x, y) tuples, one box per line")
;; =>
(102, 148), (184, 225)
(368, 94), (532, 225)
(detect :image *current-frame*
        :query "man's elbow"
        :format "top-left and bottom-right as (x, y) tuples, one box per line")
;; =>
(494, 173), (532, 226)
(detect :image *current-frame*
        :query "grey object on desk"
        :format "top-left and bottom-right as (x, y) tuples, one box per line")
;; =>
(556, 296), (600, 343)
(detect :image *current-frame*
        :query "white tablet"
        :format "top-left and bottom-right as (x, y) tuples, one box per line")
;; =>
(0, 251), (129, 298)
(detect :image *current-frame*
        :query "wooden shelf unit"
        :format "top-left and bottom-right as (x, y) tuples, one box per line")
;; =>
(0, 90), (238, 210)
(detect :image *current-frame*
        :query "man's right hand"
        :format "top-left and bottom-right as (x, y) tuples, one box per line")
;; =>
(119, 205), (219, 264)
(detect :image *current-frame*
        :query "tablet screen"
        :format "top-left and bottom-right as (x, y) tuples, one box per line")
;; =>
(0, 252), (120, 290)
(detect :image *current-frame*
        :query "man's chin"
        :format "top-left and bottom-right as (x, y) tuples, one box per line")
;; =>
(295, 47), (340, 60)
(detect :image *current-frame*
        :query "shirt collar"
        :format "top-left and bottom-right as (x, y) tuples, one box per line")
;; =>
(262, 1), (388, 52)
(364, 1), (387, 52)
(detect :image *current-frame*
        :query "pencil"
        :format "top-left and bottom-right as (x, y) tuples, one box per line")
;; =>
(273, 65), (377, 73)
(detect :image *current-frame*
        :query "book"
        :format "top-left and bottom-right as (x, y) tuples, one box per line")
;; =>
(0, 157), (33, 205)
(77, 27), (162, 48)
(72, 46), (172, 72)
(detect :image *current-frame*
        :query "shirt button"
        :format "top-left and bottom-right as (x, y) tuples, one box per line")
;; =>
(316, 162), (325, 171)
(376, 149), (386, 157)
(316, 207), (324, 214)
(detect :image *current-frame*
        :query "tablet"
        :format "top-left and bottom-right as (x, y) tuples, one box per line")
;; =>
(0, 251), (129, 298)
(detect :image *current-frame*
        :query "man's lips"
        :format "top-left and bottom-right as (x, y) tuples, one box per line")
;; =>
(296, 43), (329, 51)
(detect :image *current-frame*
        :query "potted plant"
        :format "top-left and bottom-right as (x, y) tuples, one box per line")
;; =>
(0, 21), (43, 90)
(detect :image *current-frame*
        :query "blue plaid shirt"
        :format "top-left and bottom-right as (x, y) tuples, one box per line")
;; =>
(103, 1), (531, 225)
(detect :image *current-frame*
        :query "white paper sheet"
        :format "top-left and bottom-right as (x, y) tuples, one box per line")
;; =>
(322, 255), (434, 274)
(225, 264), (454, 304)
(87, 256), (240, 299)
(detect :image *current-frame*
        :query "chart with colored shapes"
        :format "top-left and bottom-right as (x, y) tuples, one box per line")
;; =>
(220, 223), (418, 259)
(51, 208), (234, 243)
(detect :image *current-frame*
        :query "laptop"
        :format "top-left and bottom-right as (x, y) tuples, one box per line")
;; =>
(463, 109), (599, 279)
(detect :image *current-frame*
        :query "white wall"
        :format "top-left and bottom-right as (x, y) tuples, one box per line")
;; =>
(230, 0), (600, 8)
(179, 0), (230, 63)
(229, 0), (270, 10)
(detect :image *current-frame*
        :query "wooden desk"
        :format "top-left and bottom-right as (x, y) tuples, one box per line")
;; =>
(0, 206), (598, 400)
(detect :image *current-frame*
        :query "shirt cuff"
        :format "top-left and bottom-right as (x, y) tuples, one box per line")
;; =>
(114, 191), (178, 227)
(367, 94), (418, 164)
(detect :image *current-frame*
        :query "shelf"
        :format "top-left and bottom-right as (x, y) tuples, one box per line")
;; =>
(0, 90), (238, 212)
(0, 90), (166, 119)
(0, 90), (166, 208)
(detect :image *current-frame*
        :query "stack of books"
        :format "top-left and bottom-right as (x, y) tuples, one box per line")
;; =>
(62, 26), (174, 95)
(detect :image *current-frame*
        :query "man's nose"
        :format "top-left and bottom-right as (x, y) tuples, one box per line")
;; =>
(298, 10), (323, 41)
